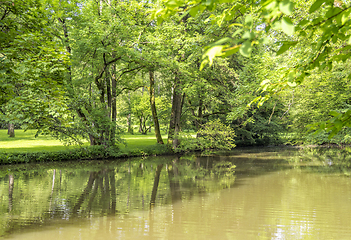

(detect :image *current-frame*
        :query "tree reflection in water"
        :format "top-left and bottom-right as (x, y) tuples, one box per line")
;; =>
(0, 155), (237, 237)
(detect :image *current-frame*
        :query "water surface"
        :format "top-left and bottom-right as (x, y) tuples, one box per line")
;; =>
(1, 147), (351, 239)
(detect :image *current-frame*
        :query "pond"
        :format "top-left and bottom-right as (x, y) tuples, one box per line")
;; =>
(1, 147), (351, 239)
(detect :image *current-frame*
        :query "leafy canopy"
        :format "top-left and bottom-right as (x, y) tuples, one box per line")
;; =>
(153, 0), (351, 137)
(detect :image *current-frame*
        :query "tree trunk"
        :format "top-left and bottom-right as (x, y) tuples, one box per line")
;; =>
(196, 98), (203, 137)
(106, 75), (112, 118)
(139, 117), (143, 133)
(149, 71), (164, 144)
(127, 114), (133, 134)
(8, 123), (15, 137)
(168, 74), (182, 149)
(110, 64), (117, 145)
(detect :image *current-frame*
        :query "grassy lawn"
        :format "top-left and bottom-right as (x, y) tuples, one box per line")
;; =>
(0, 129), (166, 153)
(120, 134), (166, 150)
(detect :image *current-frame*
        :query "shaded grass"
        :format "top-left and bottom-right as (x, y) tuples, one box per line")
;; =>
(0, 130), (167, 153)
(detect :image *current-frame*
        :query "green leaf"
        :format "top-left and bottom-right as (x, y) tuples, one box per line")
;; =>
(326, 7), (341, 19)
(205, 0), (214, 6)
(189, 5), (200, 17)
(212, 37), (232, 46)
(281, 17), (295, 35)
(287, 81), (297, 87)
(202, 45), (224, 68)
(232, 29), (243, 37)
(239, 40), (252, 57)
(299, 31), (307, 37)
(328, 129), (338, 139)
(276, 44), (290, 55)
(165, 0), (181, 7)
(329, 110), (340, 117)
(239, 6), (247, 14)
(332, 35), (338, 43)
(261, 0), (275, 7)
(245, 15), (253, 27)
(279, 0), (294, 15)
(242, 31), (255, 40)
(221, 45), (240, 57)
(334, 119), (343, 130)
(263, 0), (277, 10)
(260, 79), (270, 86)
(298, 19), (309, 27)
(336, 11), (349, 25)
(259, 37), (270, 44)
(276, 41), (297, 55)
(309, 0), (326, 13)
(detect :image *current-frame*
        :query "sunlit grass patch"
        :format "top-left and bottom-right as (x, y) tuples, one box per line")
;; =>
(0, 130), (75, 153)
(0, 130), (167, 153)
(120, 133), (167, 149)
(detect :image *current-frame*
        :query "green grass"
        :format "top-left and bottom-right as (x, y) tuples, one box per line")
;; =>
(120, 133), (166, 150)
(0, 129), (167, 153)
(0, 130), (75, 153)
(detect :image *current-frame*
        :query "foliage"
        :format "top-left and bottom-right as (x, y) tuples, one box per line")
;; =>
(154, 0), (351, 138)
(225, 50), (288, 145)
(286, 61), (351, 143)
(197, 119), (236, 151)
(0, 144), (172, 165)
(0, 0), (70, 137)
(3, 0), (351, 150)
(177, 119), (235, 153)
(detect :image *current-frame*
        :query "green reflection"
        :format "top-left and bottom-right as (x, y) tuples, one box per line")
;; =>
(287, 147), (351, 176)
(0, 155), (237, 238)
(3, 147), (351, 239)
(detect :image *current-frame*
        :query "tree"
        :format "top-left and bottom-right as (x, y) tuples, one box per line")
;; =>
(7, 123), (15, 138)
(149, 71), (164, 144)
(131, 93), (153, 135)
(0, 0), (70, 139)
(147, 8), (242, 149)
(153, 0), (351, 138)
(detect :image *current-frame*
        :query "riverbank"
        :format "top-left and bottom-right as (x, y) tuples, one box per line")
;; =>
(2, 130), (348, 165)
(0, 130), (172, 165)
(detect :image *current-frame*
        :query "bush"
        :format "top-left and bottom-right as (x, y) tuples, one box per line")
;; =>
(177, 120), (236, 154)
(128, 143), (172, 157)
(0, 144), (173, 165)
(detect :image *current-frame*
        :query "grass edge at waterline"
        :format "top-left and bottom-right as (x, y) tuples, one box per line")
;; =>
(0, 144), (172, 164)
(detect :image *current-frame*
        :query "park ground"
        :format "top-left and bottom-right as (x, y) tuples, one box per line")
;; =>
(0, 129), (167, 153)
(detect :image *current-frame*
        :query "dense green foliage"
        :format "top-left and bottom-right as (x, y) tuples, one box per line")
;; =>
(155, 0), (351, 143)
(2, 0), (351, 159)
(0, 144), (171, 165)
(177, 119), (235, 153)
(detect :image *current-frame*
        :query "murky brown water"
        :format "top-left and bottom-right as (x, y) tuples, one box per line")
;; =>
(1, 147), (351, 239)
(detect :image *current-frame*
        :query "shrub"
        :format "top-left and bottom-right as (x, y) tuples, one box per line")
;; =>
(177, 119), (236, 154)
(0, 144), (173, 165)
